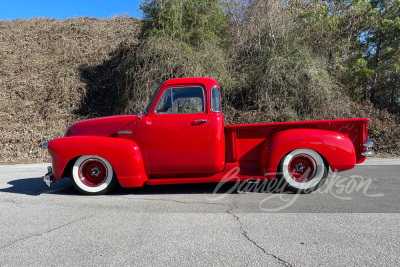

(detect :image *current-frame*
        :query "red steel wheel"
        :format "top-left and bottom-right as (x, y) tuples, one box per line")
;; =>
(71, 155), (117, 195)
(79, 158), (108, 187)
(288, 154), (317, 183)
(280, 149), (328, 192)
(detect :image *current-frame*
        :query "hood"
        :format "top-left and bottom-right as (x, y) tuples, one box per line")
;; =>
(65, 115), (138, 137)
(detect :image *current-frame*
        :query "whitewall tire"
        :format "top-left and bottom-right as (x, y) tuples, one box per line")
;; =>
(71, 155), (117, 195)
(280, 149), (328, 193)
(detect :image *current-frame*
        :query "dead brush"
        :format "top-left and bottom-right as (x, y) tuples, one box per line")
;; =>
(0, 17), (140, 164)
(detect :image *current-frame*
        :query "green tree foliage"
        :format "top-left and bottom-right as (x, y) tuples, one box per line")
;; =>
(365, 0), (400, 112)
(227, 0), (334, 121)
(116, 0), (232, 113)
(296, 0), (400, 113)
(139, 0), (230, 48)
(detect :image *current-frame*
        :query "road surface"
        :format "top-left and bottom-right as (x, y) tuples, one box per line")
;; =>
(0, 159), (399, 266)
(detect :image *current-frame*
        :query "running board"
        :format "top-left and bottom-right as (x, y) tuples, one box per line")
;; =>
(147, 175), (266, 186)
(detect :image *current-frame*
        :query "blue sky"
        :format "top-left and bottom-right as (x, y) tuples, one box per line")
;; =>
(0, 0), (142, 20)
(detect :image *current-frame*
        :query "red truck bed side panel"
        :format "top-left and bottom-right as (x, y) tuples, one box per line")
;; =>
(225, 118), (369, 175)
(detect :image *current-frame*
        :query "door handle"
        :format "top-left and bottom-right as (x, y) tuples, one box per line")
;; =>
(194, 119), (207, 123)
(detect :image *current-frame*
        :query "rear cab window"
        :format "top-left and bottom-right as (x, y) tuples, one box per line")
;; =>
(210, 86), (221, 112)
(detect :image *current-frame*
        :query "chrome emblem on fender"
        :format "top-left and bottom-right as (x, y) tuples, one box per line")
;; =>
(117, 130), (132, 134)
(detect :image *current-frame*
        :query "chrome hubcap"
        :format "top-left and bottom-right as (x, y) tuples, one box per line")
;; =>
(79, 158), (108, 187)
(294, 162), (305, 173)
(91, 166), (101, 177)
(288, 154), (317, 183)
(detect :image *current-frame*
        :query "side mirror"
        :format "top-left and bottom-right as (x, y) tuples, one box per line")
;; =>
(138, 108), (144, 120)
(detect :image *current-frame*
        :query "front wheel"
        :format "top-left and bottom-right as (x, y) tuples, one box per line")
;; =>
(71, 155), (117, 195)
(279, 149), (328, 193)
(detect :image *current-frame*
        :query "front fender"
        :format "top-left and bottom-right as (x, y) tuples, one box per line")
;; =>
(48, 136), (147, 188)
(260, 129), (356, 179)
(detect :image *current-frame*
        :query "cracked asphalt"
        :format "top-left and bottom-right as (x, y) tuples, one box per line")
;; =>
(0, 159), (399, 266)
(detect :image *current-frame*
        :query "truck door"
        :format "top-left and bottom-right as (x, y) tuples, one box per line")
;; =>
(146, 86), (211, 174)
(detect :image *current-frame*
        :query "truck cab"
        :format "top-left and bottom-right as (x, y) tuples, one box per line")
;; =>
(137, 78), (225, 174)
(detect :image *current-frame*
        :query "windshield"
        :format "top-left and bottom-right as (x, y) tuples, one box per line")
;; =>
(145, 86), (161, 113)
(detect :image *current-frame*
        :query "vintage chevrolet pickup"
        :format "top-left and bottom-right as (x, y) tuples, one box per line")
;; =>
(43, 77), (374, 195)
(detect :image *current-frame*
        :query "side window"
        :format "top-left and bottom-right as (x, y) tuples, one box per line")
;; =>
(155, 89), (172, 113)
(211, 86), (221, 112)
(155, 86), (205, 114)
(172, 87), (204, 113)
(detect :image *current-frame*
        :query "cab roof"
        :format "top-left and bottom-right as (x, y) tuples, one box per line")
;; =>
(162, 77), (219, 89)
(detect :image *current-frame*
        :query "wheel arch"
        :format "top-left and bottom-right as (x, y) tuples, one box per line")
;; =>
(48, 136), (148, 188)
(61, 156), (80, 178)
(61, 155), (120, 186)
(260, 128), (356, 179)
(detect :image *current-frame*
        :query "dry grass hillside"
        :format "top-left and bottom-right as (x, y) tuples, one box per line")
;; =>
(0, 17), (140, 164)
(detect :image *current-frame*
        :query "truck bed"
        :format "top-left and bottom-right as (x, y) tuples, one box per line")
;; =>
(225, 118), (370, 174)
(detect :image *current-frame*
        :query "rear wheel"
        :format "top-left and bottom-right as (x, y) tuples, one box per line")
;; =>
(279, 149), (328, 193)
(71, 155), (117, 195)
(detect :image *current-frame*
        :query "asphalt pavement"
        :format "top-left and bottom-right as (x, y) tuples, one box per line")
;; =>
(0, 159), (399, 266)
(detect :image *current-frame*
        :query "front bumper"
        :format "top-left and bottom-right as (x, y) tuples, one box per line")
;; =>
(43, 141), (53, 187)
(43, 166), (54, 187)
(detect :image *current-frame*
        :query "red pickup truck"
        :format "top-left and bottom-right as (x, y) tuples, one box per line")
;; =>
(44, 77), (374, 195)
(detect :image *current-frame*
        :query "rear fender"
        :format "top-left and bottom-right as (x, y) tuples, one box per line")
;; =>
(48, 136), (147, 188)
(260, 129), (356, 179)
